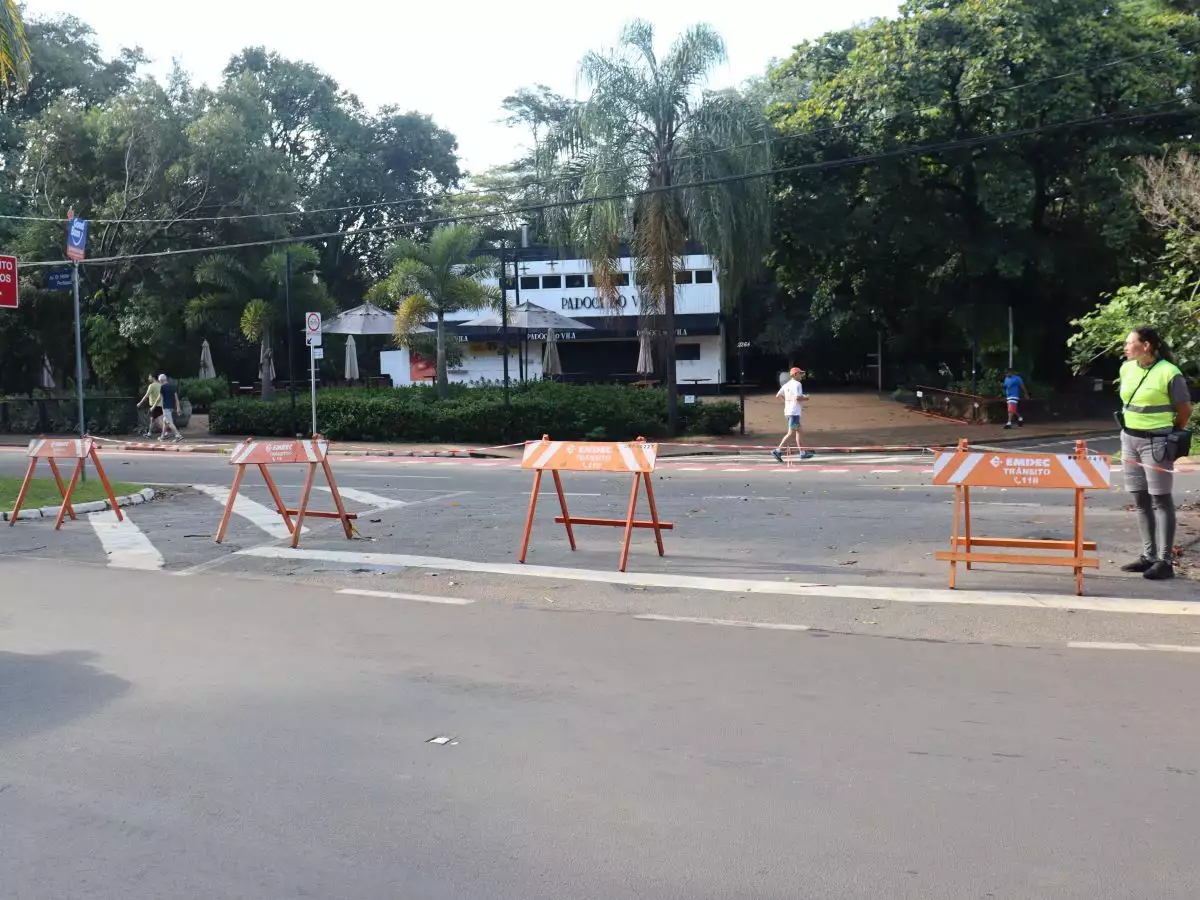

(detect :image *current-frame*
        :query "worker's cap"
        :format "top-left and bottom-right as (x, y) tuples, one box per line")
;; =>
(789, 367), (803, 377)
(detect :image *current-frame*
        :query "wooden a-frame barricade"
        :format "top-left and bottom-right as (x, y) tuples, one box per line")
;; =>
(518, 435), (673, 572)
(8, 437), (122, 529)
(932, 439), (1111, 596)
(215, 435), (356, 549)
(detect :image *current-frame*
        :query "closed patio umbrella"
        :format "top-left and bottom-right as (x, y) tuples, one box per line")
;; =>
(542, 327), (562, 379)
(636, 330), (655, 376)
(199, 339), (216, 380)
(259, 341), (276, 383)
(39, 355), (55, 389)
(344, 334), (360, 382)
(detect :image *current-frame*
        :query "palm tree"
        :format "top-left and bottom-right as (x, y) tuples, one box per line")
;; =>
(0, 0), (30, 93)
(375, 224), (496, 398)
(542, 20), (772, 430)
(186, 245), (331, 400)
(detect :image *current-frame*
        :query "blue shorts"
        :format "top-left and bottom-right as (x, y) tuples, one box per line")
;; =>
(787, 414), (801, 428)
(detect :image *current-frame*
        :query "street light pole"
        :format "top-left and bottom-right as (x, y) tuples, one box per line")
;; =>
(284, 248), (298, 437)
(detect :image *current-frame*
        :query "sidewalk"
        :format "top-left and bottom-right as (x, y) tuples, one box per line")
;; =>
(0, 393), (1115, 458)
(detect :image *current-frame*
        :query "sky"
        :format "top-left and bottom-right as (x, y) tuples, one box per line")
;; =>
(24, 0), (901, 175)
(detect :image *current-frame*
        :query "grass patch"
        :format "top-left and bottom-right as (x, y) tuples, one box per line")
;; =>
(0, 476), (143, 510)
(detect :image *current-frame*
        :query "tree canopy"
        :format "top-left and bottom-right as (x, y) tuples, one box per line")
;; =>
(766, 0), (1200, 383)
(0, 15), (459, 394)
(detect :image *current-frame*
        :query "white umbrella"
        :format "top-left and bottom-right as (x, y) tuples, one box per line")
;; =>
(259, 341), (276, 383)
(199, 339), (216, 380)
(460, 300), (593, 332)
(636, 331), (655, 376)
(344, 334), (360, 382)
(542, 327), (562, 378)
(322, 301), (431, 336)
(39, 355), (55, 389)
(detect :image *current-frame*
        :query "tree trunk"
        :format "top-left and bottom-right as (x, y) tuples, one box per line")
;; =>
(435, 311), (449, 399)
(663, 277), (678, 434)
(260, 331), (275, 402)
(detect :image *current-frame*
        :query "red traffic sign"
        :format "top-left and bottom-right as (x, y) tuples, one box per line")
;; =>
(305, 311), (322, 336)
(0, 255), (17, 309)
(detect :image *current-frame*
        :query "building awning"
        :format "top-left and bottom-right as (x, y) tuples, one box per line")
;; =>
(449, 313), (721, 340)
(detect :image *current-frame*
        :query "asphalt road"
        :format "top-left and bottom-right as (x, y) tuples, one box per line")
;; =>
(1, 559), (1197, 899)
(2, 441), (1199, 648)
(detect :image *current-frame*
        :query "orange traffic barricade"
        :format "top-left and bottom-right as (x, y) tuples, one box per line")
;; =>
(932, 439), (1111, 595)
(8, 436), (123, 529)
(214, 434), (356, 549)
(518, 435), (673, 572)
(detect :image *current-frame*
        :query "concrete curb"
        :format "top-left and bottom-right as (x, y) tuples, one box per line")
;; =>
(2, 487), (156, 522)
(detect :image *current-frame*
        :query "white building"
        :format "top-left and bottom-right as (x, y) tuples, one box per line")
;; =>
(379, 247), (723, 390)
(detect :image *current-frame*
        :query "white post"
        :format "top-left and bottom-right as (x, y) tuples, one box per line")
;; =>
(310, 344), (317, 437)
(1008, 306), (1014, 369)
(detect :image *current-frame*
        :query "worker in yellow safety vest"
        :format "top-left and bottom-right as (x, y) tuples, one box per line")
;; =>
(1117, 326), (1193, 581)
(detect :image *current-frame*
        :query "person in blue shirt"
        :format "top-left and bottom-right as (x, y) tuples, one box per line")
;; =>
(1003, 370), (1029, 429)
(157, 373), (183, 443)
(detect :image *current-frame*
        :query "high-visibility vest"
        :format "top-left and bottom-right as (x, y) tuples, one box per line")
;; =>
(1119, 358), (1182, 432)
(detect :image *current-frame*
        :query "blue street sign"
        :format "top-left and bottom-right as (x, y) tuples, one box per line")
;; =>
(47, 268), (72, 291)
(66, 218), (88, 261)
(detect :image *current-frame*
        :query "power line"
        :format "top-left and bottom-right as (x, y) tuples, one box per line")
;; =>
(15, 102), (1194, 272)
(2, 36), (1196, 228)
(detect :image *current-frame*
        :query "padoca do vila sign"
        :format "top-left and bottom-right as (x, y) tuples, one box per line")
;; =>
(0, 255), (17, 309)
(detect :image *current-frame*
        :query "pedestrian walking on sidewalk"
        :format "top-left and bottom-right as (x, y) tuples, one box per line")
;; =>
(1117, 327), (1192, 580)
(137, 374), (163, 439)
(157, 374), (183, 443)
(772, 367), (814, 463)
(1003, 369), (1029, 429)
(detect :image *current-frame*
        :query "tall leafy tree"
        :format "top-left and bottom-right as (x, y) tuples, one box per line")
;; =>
(187, 245), (332, 400)
(0, 0), (29, 92)
(767, 0), (1200, 382)
(376, 224), (496, 398)
(541, 20), (773, 430)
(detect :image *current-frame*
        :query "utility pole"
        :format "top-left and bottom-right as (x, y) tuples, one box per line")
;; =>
(71, 262), (85, 441)
(736, 304), (747, 436)
(284, 248), (298, 437)
(500, 242), (511, 439)
(877, 330), (884, 396)
(1008, 305), (1014, 369)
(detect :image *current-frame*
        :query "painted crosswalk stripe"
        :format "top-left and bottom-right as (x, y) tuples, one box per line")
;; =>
(193, 483), (304, 540)
(635, 615), (809, 632)
(1067, 642), (1200, 654)
(88, 510), (164, 570)
(337, 588), (474, 605)
(236, 547), (1200, 617)
(314, 486), (407, 509)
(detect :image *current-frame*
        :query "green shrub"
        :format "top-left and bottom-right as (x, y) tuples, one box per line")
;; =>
(177, 377), (230, 413)
(208, 383), (736, 442)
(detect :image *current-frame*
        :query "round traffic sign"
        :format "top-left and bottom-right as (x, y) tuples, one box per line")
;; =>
(305, 312), (321, 334)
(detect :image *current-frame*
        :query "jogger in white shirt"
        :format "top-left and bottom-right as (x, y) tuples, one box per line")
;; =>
(772, 367), (814, 462)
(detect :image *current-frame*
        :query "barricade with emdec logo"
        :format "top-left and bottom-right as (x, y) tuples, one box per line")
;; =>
(8, 436), (123, 530)
(518, 436), (672, 572)
(215, 435), (356, 549)
(932, 439), (1111, 595)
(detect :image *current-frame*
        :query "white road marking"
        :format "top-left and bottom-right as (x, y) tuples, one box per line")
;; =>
(315, 486), (407, 509)
(820, 469), (850, 473)
(871, 469), (902, 474)
(193, 483), (305, 540)
(337, 588), (474, 606)
(1067, 642), (1200, 654)
(635, 615), (809, 632)
(88, 510), (164, 571)
(235, 547), (1200, 616)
